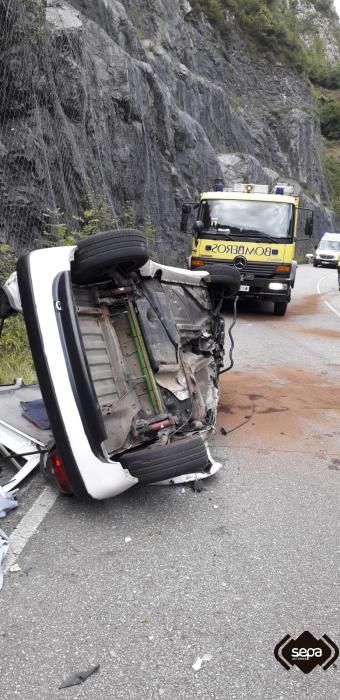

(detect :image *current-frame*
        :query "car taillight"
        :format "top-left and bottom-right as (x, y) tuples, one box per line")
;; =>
(48, 451), (73, 494)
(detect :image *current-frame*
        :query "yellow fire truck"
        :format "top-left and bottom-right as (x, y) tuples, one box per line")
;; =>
(181, 182), (314, 316)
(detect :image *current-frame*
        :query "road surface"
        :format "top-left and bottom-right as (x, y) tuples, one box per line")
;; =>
(0, 264), (339, 699)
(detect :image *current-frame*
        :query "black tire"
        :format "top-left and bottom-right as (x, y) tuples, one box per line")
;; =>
(313, 259), (318, 267)
(202, 265), (241, 295)
(120, 435), (210, 484)
(273, 301), (288, 316)
(71, 229), (149, 284)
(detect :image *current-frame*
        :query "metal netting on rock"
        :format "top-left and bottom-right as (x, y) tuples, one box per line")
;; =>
(0, 0), (225, 265)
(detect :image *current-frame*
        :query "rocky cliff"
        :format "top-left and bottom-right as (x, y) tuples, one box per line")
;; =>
(0, 0), (338, 262)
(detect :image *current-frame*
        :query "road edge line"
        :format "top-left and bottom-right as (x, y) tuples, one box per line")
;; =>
(4, 486), (58, 574)
(316, 276), (340, 318)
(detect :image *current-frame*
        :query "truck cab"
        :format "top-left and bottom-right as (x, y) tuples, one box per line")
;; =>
(181, 182), (314, 316)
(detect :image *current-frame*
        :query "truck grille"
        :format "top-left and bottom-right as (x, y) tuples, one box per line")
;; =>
(320, 254), (335, 260)
(223, 261), (282, 278)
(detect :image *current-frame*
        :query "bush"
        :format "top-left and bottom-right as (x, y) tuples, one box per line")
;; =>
(320, 100), (340, 140)
(323, 154), (340, 217)
(191, 0), (305, 65)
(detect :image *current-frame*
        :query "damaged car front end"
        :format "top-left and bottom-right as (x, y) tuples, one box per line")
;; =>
(0, 229), (240, 499)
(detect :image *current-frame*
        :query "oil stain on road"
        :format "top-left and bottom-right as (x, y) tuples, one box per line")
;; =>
(216, 367), (340, 457)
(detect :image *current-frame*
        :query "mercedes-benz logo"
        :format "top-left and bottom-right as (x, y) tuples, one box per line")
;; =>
(233, 256), (247, 270)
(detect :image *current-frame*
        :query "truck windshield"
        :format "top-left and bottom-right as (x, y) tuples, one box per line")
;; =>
(319, 240), (340, 251)
(200, 199), (294, 240)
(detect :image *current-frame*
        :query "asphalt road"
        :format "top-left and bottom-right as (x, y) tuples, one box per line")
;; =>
(0, 264), (339, 699)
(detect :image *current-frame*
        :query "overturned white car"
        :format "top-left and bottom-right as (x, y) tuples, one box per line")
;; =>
(0, 229), (240, 499)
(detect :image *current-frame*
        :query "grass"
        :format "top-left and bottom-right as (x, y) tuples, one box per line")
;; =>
(0, 316), (36, 385)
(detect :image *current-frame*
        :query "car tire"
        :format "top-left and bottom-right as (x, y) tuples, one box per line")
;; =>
(119, 435), (210, 484)
(71, 229), (149, 285)
(273, 301), (288, 316)
(202, 265), (241, 295)
(313, 260), (318, 267)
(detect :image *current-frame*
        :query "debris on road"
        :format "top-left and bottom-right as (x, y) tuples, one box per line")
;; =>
(192, 653), (212, 672)
(190, 480), (207, 493)
(9, 563), (21, 573)
(125, 536), (132, 544)
(59, 664), (100, 689)
(220, 427), (227, 436)
(0, 485), (18, 518)
(0, 382), (53, 492)
(0, 528), (10, 591)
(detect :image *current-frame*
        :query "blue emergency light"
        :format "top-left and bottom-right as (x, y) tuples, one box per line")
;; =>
(215, 182), (224, 192)
(275, 186), (284, 195)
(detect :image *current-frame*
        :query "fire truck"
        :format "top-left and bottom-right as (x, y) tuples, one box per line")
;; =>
(181, 182), (314, 316)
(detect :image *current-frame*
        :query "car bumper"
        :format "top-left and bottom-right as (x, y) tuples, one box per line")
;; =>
(316, 258), (338, 266)
(17, 246), (138, 500)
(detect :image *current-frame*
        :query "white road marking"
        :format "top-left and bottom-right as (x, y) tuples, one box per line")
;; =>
(4, 486), (58, 574)
(316, 276), (340, 318)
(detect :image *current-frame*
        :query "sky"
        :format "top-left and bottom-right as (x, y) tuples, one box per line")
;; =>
(335, 1), (340, 17)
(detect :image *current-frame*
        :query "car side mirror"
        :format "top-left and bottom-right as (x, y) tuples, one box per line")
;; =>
(305, 213), (314, 238)
(193, 220), (204, 234)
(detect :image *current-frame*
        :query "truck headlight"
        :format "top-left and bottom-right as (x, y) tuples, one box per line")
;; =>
(268, 282), (288, 291)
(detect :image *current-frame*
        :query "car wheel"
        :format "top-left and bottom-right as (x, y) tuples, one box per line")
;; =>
(313, 260), (318, 267)
(273, 301), (288, 316)
(71, 229), (149, 284)
(119, 435), (210, 484)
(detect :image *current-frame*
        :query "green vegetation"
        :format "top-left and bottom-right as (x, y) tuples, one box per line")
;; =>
(319, 98), (340, 140)
(191, 0), (305, 66)
(0, 244), (17, 286)
(23, 0), (46, 41)
(322, 150), (340, 216)
(191, 0), (340, 76)
(311, 85), (340, 218)
(0, 316), (36, 385)
(0, 244), (36, 385)
(37, 194), (118, 247)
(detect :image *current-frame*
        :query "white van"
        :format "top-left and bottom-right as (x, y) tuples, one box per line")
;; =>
(314, 232), (340, 267)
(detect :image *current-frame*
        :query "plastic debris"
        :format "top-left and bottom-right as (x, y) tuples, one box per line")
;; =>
(0, 486), (18, 518)
(20, 399), (50, 430)
(125, 536), (132, 544)
(59, 664), (100, 689)
(213, 504), (219, 509)
(192, 653), (212, 672)
(0, 529), (10, 590)
(9, 563), (21, 573)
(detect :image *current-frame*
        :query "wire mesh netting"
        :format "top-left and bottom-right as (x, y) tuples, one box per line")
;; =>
(0, 0), (222, 267)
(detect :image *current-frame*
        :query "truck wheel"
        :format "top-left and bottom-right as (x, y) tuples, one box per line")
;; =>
(71, 229), (149, 285)
(274, 301), (288, 316)
(119, 435), (210, 484)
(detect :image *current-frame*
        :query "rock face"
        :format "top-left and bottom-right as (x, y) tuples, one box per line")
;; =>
(296, 0), (340, 65)
(0, 0), (336, 262)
